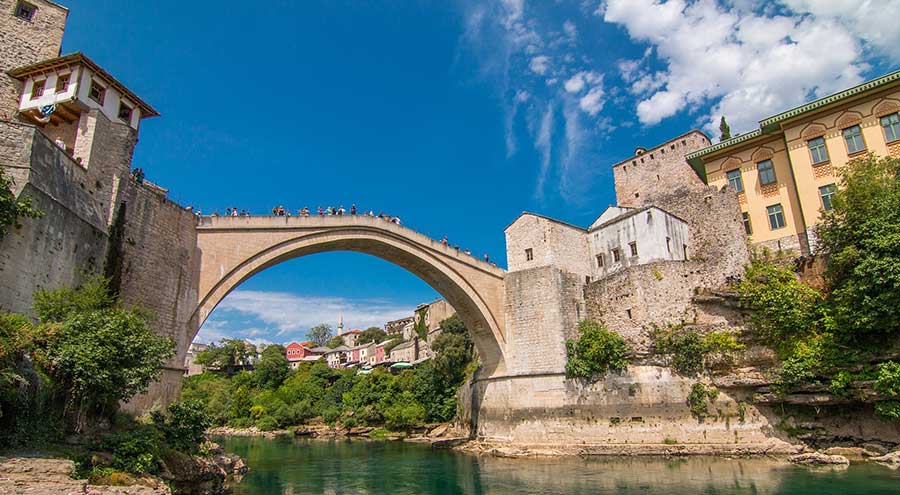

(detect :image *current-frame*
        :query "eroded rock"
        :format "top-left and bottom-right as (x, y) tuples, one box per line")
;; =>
(788, 453), (850, 466)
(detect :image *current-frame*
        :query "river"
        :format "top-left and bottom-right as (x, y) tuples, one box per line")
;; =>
(218, 436), (900, 495)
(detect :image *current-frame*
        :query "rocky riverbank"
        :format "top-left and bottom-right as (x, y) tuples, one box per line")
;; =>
(0, 442), (246, 495)
(208, 422), (469, 444)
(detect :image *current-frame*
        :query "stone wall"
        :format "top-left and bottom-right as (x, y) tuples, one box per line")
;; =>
(472, 366), (795, 453)
(505, 214), (590, 279)
(613, 131), (711, 208)
(503, 266), (583, 375)
(111, 179), (201, 413)
(0, 0), (68, 118)
(0, 121), (107, 315)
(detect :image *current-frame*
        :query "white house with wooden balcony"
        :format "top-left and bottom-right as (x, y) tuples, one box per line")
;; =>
(9, 52), (158, 130)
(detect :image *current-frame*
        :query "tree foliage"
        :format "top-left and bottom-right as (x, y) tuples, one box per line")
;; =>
(817, 154), (900, 337)
(29, 278), (174, 431)
(357, 327), (388, 345)
(0, 167), (43, 238)
(255, 344), (289, 389)
(653, 325), (743, 376)
(565, 320), (629, 380)
(718, 116), (731, 141)
(195, 338), (255, 374)
(307, 324), (333, 347)
(183, 315), (476, 430)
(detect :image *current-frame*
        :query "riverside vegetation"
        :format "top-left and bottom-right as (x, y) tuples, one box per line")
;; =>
(0, 276), (237, 493)
(563, 154), (900, 428)
(184, 315), (475, 433)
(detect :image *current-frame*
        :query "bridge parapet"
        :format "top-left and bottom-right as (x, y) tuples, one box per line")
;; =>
(196, 214), (505, 277)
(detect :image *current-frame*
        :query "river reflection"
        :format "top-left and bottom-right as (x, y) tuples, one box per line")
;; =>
(218, 436), (900, 495)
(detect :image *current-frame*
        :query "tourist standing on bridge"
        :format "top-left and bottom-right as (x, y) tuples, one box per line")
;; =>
(441, 236), (448, 246)
(391, 216), (401, 225)
(350, 204), (357, 215)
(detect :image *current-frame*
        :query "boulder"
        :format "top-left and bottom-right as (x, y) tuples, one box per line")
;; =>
(872, 451), (900, 465)
(347, 427), (374, 436)
(822, 447), (878, 460)
(428, 424), (450, 438)
(788, 453), (850, 466)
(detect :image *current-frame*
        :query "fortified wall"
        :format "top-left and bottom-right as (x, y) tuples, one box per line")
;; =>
(0, 0), (199, 411)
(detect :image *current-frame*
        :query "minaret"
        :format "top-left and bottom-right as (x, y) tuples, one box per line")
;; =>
(337, 312), (344, 334)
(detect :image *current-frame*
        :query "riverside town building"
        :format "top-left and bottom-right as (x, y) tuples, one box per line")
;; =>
(687, 70), (900, 255)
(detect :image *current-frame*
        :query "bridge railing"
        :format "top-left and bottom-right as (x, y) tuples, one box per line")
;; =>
(195, 214), (506, 275)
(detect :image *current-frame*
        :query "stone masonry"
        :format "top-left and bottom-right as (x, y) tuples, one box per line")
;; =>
(0, 0), (68, 118)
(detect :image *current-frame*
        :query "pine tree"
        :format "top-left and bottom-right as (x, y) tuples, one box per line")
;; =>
(719, 116), (731, 142)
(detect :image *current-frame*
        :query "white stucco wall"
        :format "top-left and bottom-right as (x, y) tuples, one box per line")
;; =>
(19, 63), (142, 129)
(589, 206), (689, 279)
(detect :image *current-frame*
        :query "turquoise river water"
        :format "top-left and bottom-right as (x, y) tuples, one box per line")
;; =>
(218, 436), (900, 495)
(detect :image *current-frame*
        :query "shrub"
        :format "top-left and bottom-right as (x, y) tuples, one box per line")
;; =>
(99, 427), (161, 475)
(151, 399), (211, 454)
(687, 383), (718, 418)
(383, 392), (426, 430)
(256, 416), (279, 431)
(817, 155), (900, 337)
(565, 321), (629, 380)
(737, 260), (824, 344)
(653, 326), (743, 376)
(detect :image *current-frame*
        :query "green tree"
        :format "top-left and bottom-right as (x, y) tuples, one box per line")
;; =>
(325, 336), (344, 349)
(818, 154), (900, 337)
(737, 260), (824, 345)
(195, 338), (255, 374)
(719, 116), (731, 141)
(255, 344), (289, 389)
(0, 167), (42, 238)
(151, 399), (211, 454)
(357, 327), (388, 345)
(565, 320), (629, 380)
(30, 278), (175, 432)
(307, 323), (333, 347)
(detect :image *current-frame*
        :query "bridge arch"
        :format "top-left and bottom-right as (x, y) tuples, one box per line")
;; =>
(192, 215), (507, 375)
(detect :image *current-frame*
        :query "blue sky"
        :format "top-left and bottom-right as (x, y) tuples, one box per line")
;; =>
(60, 0), (898, 346)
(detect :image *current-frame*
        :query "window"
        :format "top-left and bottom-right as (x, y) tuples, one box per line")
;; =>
(524, 248), (533, 261)
(666, 236), (671, 253)
(843, 125), (866, 154)
(757, 159), (776, 186)
(596, 254), (604, 268)
(882, 113), (900, 143)
(767, 204), (785, 230)
(14, 1), (37, 21)
(819, 183), (837, 212)
(118, 102), (133, 122)
(30, 79), (45, 99)
(88, 80), (106, 105)
(625, 309), (632, 319)
(808, 136), (829, 164)
(629, 241), (638, 256)
(612, 248), (621, 262)
(742, 212), (752, 235)
(726, 168), (744, 193)
(55, 73), (70, 93)
(683, 244), (688, 260)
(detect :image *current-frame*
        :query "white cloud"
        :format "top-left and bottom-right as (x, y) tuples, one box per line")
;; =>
(200, 290), (415, 344)
(563, 20), (578, 39)
(529, 55), (551, 75)
(579, 86), (606, 116)
(601, 0), (868, 134)
(782, 0), (900, 63)
(532, 102), (555, 199)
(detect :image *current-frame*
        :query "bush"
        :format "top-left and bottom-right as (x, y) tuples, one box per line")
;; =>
(383, 392), (426, 430)
(817, 155), (900, 337)
(687, 383), (718, 418)
(256, 416), (279, 431)
(98, 427), (161, 475)
(565, 321), (629, 380)
(151, 399), (211, 454)
(737, 260), (824, 344)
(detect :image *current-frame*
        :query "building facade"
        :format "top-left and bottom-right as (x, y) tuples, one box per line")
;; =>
(687, 70), (900, 255)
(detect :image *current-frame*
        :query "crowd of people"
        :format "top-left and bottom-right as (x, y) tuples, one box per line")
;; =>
(188, 204), (494, 265)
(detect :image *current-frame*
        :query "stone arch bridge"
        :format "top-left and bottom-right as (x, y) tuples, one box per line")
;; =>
(192, 215), (508, 375)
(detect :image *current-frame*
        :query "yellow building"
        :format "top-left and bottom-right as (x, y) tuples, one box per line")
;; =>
(687, 70), (900, 255)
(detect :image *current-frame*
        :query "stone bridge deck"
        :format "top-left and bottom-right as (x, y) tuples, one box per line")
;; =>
(193, 214), (508, 374)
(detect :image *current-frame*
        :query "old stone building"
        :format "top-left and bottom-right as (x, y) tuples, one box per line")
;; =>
(504, 131), (748, 354)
